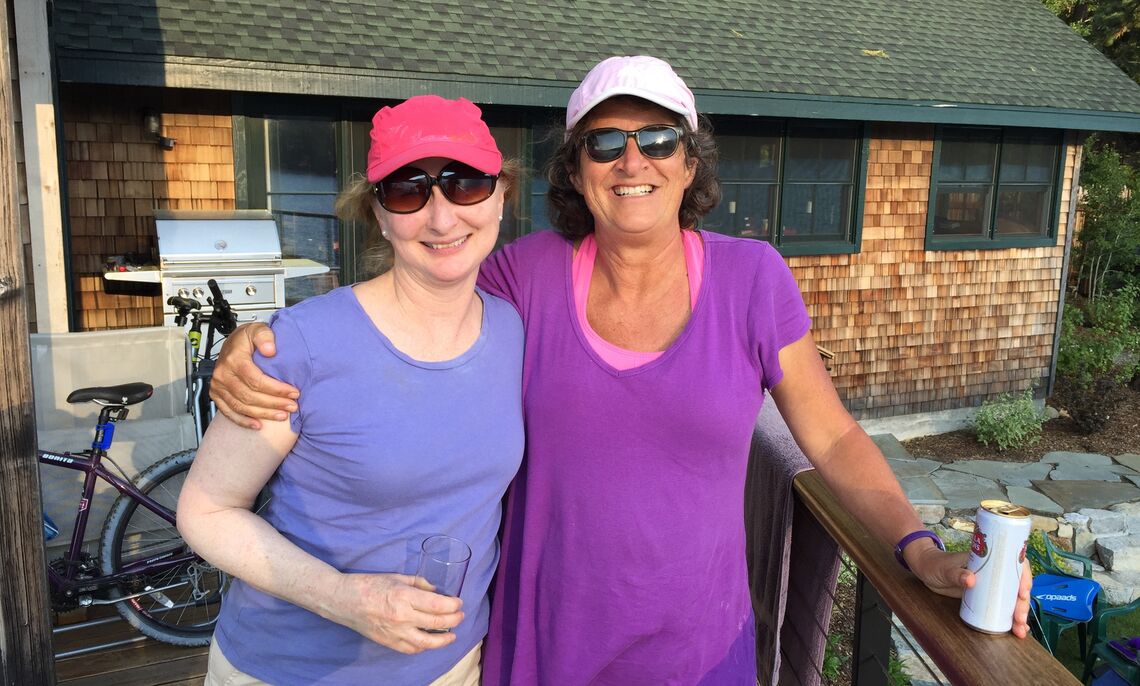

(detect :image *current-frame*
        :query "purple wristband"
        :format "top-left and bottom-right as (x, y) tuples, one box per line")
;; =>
(894, 530), (945, 571)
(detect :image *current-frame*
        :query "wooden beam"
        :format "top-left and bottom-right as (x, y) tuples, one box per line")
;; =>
(14, 0), (68, 333)
(0, 1), (57, 682)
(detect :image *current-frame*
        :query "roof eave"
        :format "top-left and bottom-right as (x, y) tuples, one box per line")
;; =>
(57, 53), (1140, 133)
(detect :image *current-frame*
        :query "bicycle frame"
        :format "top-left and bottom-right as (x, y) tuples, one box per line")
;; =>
(39, 407), (196, 595)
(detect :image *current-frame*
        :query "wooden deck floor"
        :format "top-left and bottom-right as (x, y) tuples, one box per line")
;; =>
(53, 608), (207, 686)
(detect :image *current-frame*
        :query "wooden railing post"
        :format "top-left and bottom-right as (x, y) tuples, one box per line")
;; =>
(0, 3), (57, 683)
(852, 570), (891, 686)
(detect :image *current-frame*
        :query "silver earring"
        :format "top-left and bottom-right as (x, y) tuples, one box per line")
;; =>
(381, 230), (389, 239)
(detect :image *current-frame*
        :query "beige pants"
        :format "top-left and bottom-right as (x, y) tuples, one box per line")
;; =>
(205, 639), (482, 686)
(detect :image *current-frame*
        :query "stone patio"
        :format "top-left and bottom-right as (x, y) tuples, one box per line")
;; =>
(881, 440), (1140, 604)
(882, 441), (1140, 684)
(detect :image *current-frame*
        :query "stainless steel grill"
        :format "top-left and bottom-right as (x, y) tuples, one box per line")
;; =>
(104, 209), (328, 328)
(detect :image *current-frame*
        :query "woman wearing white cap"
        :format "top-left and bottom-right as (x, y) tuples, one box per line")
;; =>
(208, 57), (1031, 685)
(178, 95), (523, 685)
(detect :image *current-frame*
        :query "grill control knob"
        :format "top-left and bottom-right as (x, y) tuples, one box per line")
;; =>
(177, 288), (190, 298)
(245, 285), (257, 296)
(191, 288), (205, 299)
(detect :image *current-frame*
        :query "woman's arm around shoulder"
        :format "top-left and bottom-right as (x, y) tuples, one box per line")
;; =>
(209, 323), (298, 429)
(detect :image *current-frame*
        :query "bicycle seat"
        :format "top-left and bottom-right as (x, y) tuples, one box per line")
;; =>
(66, 382), (154, 406)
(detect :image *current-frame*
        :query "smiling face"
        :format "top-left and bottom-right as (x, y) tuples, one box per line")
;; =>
(570, 98), (696, 241)
(371, 157), (504, 288)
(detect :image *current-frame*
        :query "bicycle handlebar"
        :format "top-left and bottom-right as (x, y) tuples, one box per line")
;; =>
(206, 279), (238, 335)
(166, 296), (201, 327)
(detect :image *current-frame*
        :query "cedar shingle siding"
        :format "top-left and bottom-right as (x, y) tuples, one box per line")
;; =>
(797, 124), (1074, 418)
(62, 87), (235, 331)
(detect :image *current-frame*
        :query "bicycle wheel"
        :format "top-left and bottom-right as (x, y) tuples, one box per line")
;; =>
(99, 449), (226, 646)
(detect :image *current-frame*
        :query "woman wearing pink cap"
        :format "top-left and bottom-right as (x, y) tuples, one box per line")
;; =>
(209, 57), (1031, 685)
(177, 95), (523, 685)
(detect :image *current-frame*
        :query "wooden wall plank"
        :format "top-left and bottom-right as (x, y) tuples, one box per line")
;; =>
(0, 1), (57, 681)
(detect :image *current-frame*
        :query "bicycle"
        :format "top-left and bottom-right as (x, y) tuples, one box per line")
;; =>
(40, 279), (239, 647)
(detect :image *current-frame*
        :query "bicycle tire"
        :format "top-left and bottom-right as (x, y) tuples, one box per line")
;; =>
(99, 449), (227, 646)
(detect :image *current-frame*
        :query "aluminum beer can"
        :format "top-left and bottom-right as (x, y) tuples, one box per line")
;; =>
(960, 499), (1032, 633)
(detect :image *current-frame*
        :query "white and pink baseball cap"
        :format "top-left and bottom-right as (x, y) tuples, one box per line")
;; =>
(565, 55), (698, 132)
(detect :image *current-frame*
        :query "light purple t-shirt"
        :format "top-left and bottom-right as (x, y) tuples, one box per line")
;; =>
(478, 231), (811, 686)
(213, 286), (524, 686)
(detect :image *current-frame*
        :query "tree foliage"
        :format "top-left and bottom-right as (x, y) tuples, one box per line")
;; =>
(1073, 138), (1140, 296)
(1044, 0), (1140, 84)
(1043, 1), (1140, 164)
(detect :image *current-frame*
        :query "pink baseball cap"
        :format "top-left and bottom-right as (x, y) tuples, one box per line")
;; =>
(566, 55), (698, 132)
(366, 95), (503, 183)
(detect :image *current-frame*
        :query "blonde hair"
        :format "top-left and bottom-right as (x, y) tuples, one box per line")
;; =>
(340, 159), (521, 278)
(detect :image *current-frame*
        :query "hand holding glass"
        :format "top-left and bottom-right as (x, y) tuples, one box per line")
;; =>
(416, 535), (470, 633)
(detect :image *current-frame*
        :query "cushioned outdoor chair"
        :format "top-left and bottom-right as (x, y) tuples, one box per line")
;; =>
(1083, 599), (1140, 685)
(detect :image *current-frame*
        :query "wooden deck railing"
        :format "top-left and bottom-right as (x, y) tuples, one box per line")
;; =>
(793, 469), (1081, 686)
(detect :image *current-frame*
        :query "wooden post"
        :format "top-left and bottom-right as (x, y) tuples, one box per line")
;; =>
(13, 0), (70, 332)
(0, 3), (57, 683)
(852, 570), (891, 686)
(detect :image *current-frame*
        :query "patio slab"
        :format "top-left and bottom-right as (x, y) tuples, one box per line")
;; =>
(872, 433), (914, 461)
(1049, 466), (1127, 482)
(898, 475), (947, 505)
(941, 460), (1053, 487)
(1114, 453), (1140, 472)
(888, 457), (943, 479)
(1006, 486), (1063, 515)
(1031, 480), (1140, 512)
(930, 471), (1005, 511)
(1041, 451), (1114, 467)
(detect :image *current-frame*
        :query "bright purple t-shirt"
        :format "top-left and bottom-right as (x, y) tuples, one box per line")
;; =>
(477, 231), (811, 685)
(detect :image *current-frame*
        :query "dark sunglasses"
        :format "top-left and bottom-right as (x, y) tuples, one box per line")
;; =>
(582, 125), (684, 163)
(373, 161), (498, 214)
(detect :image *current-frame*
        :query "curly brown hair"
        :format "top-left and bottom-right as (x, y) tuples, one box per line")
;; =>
(545, 96), (720, 241)
(337, 159), (521, 277)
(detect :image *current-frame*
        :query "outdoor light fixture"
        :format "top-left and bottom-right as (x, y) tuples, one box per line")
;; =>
(142, 109), (176, 150)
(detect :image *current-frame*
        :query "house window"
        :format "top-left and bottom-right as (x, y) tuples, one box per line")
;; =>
(264, 119), (341, 303)
(237, 115), (344, 303)
(701, 121), (865, 256)
(927, 126), (1062, 249)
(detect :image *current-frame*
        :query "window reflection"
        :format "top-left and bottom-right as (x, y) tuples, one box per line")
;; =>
(703, 124), (860, 248)
(931, 127), (1060, 243)
(265, 119), (341, 304)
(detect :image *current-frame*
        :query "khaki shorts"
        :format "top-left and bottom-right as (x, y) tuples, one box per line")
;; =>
(205, 638), (482, 686)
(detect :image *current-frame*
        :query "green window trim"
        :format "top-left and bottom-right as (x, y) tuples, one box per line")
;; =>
(925, 125), (1065, 251)
(701, 119), (867, 257)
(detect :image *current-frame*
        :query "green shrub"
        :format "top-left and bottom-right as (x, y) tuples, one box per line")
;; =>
(888, 655), (913, 686)
(1027, 529), (1054, 577)
(1055, 288), (1140, 390)
(822, 633), (848, 681)
(943, 537), (970, 554)
(972, 390), (1044, 451)
(1055, 283), (1139, 432)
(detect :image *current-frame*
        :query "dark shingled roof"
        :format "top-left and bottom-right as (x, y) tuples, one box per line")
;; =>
(52, 0), (1140, 131)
